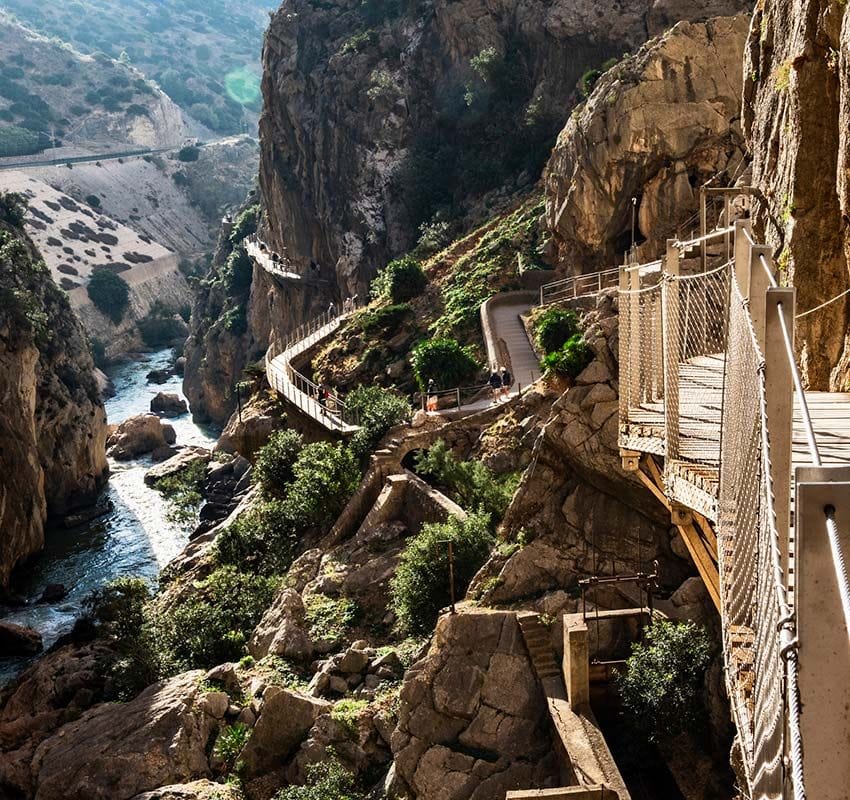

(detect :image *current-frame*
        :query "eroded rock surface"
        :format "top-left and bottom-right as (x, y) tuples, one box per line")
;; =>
(545, 16), (750, 270)
(30, 671), (219, 800)
(107, 413), (177, 460)
(392, 610), (558, 800)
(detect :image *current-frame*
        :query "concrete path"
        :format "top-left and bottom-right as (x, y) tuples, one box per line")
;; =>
(482, 291), (540, 388)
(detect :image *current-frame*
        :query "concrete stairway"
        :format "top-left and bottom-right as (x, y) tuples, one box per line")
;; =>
(517, 612), (561, 681)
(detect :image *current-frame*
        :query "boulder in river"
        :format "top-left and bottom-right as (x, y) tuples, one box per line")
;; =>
(0, 621), (43, 656)
(151, 392), (189, 418)
(144, 448), (212, 486)
(39, 583), (68, 604)
(107, 414), (176, 460)
(146, 368), (174, 385)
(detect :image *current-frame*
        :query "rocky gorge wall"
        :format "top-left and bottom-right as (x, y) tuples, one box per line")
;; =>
(545, 15), (750, 271)
(258, 0), (751, 300)
(0, 216), (108, 591)
(744, 0), (850, 389)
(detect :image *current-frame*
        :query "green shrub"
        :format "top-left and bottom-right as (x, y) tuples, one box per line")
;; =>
(390, 512), (493, 633)
(138, 313), (186, 347)
(414, 439), (517, 526)
(153, 459), (207, 526)
(331, 699), (368, 737)
(212, 722), (250, 772)
(535, 308), (579, 355)
(253, 429), (304, 499)
(0, 191), (27, 227)
(177, 144), (201, 162)
(229, 204), (260, 246)
(616, 619), (712, 742)
(541, 334), (593, 378)
(0, 125), (50, 157)
(305, 594), (357, 645)
(286, 442), (359, 529)
(85, 577), (161, 698)
(87, 269), (130, 323)
(153, 566), (278, 672)
(273, 759), (365, 800)
(356, 303), (411, 335)
(346, 386), (411, 462)
(370, 255), (427, 303)
(580, 68), (602, 98)
(215, 498), (300, 576)
(410, 338), (478, 391)
(223, 246), (253, 295)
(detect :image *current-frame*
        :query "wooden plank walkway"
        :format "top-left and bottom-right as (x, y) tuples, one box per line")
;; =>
(623, 352), (850, 525)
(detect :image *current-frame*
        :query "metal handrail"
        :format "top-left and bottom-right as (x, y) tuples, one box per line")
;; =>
(539, 266), (621, 306)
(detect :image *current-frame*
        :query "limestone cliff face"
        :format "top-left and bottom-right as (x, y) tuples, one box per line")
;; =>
(258, 0), (750, 299)
(744, 1), (850, 389)
(0, 214), (108, 591)
(545, 15), (750, 271)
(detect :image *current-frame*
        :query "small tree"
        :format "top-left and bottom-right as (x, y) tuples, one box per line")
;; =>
(535, 308), (579, 354)
(346, 385), (411, 462)
(370, 255), (427, 303)
(541, 334), (592, 378)
(253, 430), (304, 498)
(410, 338), (478, 391)
(286, 442), (359, 528)
(274, 759), (365, 800)
(390, 512), (493, 633)
(616, 618), (712, 742)
(177, 144), (200, 162)
(87, 268), (130, 323)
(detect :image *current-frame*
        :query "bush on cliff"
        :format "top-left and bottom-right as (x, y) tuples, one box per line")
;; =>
(286, 441), (360, 528)
(346, 385), (411, 462)
(370, 255), (427, 303)
(616, 618), (712, 742)
(535, 308), (579, 354)
(541, 334), (592, 379)
(87, 268), (130, 323)
(390, 512), (493, 633)
(274, 759), (365, 800)
(414, 439), (517, 527)
(410, 338), (478, 391)
(153, 565), (278, 671)
(253, 429), (304, 499)
(216, 498), (300, 576)
(229, 203), (260, 245)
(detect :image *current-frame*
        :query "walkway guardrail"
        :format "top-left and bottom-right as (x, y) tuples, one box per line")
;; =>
(619, 220), (850, 800)
(539, 267), (620, 306)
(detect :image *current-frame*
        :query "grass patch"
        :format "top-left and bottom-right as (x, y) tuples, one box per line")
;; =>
(305, 594), (357, 645)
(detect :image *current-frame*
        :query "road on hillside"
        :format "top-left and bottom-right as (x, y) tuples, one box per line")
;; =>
(0, 136), (252, 172)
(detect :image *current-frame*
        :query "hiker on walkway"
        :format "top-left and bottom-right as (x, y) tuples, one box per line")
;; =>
(328, 301), (335, 316)
(488, 366), (502, 402)
(500, 366), (512, 399)
(317, 385), (329, 415)
(426, 378), (438, 412)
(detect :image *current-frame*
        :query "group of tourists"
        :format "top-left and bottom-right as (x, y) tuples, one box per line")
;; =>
(489, 365), (512, 402)
(327, 296), (360, 317)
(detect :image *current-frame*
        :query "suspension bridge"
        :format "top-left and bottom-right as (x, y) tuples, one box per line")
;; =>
(619, 220), (850, 800)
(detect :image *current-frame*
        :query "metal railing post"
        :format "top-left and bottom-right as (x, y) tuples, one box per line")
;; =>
(700, 186), (708, 272)
(734, 219), (753, 295)
(795, 465), (850, 800)
(764, 286), (797, 568)
(749, 245), (773, 352)
(663, 239), (681, 460)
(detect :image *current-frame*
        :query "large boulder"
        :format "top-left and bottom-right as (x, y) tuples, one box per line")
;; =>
(0, 621), (42, 656)
(30, 671), (221, 800)
(240, 687), (331, 779)
(391, 610), (559, 800)
(151, 392), (189, 418)
(107, 414), (177, 460)
(131, 781), (242, 800)
(144, 448), (212, 487)
(0, 642), (114, 799)
(248, 588), (314, 661)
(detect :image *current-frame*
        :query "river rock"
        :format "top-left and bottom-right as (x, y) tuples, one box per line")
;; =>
(248, 588), (313, 661)
(0, 621), (43, 655)
(107, 414), (175, 460)
(131, 780), (243, 800)
(146, 368), (173, 385)
(62, 500), (112, 529)
(151, 392), (189, 418)
(38, 583), (68, 604)
(30, 670), (219, 800)
(144, 448), (212, 486)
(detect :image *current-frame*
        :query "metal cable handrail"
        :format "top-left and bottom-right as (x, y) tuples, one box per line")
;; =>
(673, 224), (736, 251)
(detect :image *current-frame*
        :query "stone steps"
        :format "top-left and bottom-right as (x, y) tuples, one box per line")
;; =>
(517, 612), (562, 681)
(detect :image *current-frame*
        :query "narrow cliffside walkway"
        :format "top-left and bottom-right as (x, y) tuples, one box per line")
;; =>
(481, 291), (540, 386)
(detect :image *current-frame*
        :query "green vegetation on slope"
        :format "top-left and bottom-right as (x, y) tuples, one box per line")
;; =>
(0, 0), (275, 133)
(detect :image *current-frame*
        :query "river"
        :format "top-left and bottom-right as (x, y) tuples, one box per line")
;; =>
(0, 349), (217, 685)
